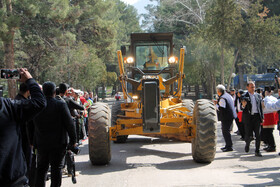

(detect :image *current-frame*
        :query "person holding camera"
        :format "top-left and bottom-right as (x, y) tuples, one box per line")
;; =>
(0, 68), (46, 187)
(215, 84), (237, 152)
(57, 83), (83, 181)
(241, 81), (264, 157)
(33, 82), (77, 187)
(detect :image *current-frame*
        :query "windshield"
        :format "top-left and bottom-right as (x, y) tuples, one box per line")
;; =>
(135, 42), (170, 70)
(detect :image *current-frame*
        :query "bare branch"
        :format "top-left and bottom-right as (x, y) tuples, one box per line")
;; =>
(173, 0), (203, 22)
(195, 0), (202, 19)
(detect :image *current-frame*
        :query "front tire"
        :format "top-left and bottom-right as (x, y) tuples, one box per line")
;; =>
(192, 99), (217, 163)
(88, 103), (111, 165)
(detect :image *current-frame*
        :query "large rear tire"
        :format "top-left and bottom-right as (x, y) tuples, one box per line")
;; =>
(192, 99), (217, 163)
(88, 103), (111, 165)
(111, 101), (128, 143)
(182, 99), (194, 114)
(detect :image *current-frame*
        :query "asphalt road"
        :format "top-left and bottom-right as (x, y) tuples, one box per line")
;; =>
(48, 99), (280, 187)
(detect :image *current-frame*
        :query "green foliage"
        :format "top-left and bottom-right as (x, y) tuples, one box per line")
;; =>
(144, 0), (280, 92)
(0, 0), (142, 92)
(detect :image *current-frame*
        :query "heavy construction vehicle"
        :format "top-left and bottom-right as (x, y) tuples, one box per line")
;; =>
(88, 33), (217, 165)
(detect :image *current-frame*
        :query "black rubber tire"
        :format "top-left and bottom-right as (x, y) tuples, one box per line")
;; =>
(88, 102), (111, 165)
(182, 99), (194, 114)
(111, 101), (128, 143)
(192, 99), (217, 163)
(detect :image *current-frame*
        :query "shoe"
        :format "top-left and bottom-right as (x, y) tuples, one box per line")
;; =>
(220, 147), (227, 150)
(222, 147), (233, 152)
(245, 145), (249, 153)
(263, 147), (269, 151)
(255, 152), (262, 157)
(68, 171), (79, 177)
(62, 168), (68, 175)
(240, 137), (245, 141)
(234, 130), (239, 134)
(266, 147), (276, 152)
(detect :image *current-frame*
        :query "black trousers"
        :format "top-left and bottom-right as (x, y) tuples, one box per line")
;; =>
(221, 119), (233, 148)
(22, 138), (32, 179)
(65, 151), (75, 175)
(262, 128), (276, 148)
(244, 114), (261, 152)
(35, 147), (66, 187)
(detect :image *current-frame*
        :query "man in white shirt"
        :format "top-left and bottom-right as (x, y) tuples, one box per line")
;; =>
(241, 81), (264, 157)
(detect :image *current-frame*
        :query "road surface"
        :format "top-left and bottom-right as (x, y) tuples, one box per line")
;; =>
(48, 98), (280, 186)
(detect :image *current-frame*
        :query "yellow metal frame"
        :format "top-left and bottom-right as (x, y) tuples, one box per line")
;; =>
(112, 48), (194, 142)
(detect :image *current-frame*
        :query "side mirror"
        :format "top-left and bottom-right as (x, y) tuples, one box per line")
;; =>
(181, 45), (187, 55)
(121, 46), (126, 56)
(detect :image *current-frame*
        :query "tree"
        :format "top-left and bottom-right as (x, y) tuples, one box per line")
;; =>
(204, 0), (243, 85)
(0, 0), (142, 96)
(0, 0), (21, 98)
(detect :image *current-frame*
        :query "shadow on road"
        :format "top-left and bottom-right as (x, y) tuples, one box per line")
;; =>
(77, 136), (208, 176)
(235, 167), (280, 186)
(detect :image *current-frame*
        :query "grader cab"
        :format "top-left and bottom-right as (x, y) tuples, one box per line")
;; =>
(88, 33), (217, 165)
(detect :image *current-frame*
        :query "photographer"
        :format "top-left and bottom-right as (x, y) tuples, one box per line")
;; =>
(0, 68), (46, 187)
(57, 83), (82, 181)
(241, 81), (264, 157)
(33, 82), (77, 187)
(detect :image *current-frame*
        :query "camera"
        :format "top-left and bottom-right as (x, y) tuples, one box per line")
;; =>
(1, 69), (20, 79)
(241, 93), (250, 102)
(67, 144), (80, 155)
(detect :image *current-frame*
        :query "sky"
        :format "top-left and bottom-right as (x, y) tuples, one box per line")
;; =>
(121, 0), (156, 27)
(121, 0), (151, 15)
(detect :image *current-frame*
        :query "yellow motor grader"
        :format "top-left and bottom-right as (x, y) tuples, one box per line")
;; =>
(88, 33), (217, 165)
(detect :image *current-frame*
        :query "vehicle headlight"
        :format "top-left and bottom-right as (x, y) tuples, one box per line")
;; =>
(126, 57), (134, 64)
(132, 95), (138, 100)
(168, 56), (178, 64)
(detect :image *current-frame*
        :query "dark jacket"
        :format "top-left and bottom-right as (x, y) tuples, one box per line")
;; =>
(63, 96), (84, 117)
(0, 78), (46, 186)
(33, 97), (76, 150)
(241, 92), (264, 123)
(14, 94), (30, 145)
(217, 92), (237, 121)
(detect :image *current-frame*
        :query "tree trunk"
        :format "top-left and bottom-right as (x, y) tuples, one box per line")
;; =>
(227, 49), (239, 90)
(238, 64), (245, 89)
(220, 42), (225, 85)
(195, 84), (199, 100)
(208, 71), (214, 99)
(4, 0), (16, 98)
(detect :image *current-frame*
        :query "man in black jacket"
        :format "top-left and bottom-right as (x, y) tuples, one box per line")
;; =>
(15, 83), (33, 182)
(57, 83), (84, 178)
(0, 68), (46, 187)
(241, 81), (264, 157)
(215, 84), (237, 152)
(33, 82), (77, 187)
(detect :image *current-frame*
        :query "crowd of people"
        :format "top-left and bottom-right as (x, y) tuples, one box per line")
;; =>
(0, 69), (98, 187)
(215, 81), (280, 157)
(4, 69), (280, 186)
